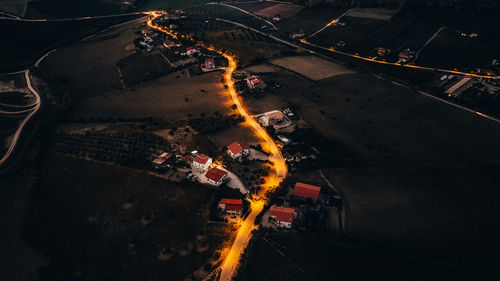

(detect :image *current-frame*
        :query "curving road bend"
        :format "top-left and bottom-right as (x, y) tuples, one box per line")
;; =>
(148, 13), (287, 281)
(0, 70), (40, 166)
(0, 13), (147, 167)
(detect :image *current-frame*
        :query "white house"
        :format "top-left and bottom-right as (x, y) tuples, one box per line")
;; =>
(227, 141), (250, 159)
(192, 154), (212, 171)
(269, 206), (295, 229)
(205, 167), (228, 186)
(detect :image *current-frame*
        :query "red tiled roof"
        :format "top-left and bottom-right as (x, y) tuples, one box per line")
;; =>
(205, 167), (227, 182)
(194, 154), (211, 165)
(219, 198), (243, 210)
(220, 198), (242, 205)
(153, 152), (172, 165)
(205, 58), (214, 63)
(227, 141), (248, 155)
(186, 47), (194, 51)
(293, 182), (321, 201)
(269, 206), (294, 223)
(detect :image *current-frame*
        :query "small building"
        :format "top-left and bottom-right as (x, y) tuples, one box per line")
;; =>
(186, 47), (200, 56)
(290, 32), (305, 39)
(293, 182), (321, 201)
(227, 141), (250, 159)
(201, 58), (216, 71)
(192, 154), (212, 171)
(259, 110), (284, 127)
(205, 167), (228, 186)
(246, 76), (266, 90)
(218, 198), (243, 216)
(445, 77), (474, 98)
(269, 206), (295, 228)
(153, 152), (173, 168)
(398, 50), (414, 63)
(377, 47), (387, 56)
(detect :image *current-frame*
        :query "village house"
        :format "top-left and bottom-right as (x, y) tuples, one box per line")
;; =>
(201, 58), (216, 71)
(218, 198), (243, 216)
(205, 167), (228, 186)
(269, 206), (295, 229)
(246, 76), (266, 90)
(293, 182), (321, 201)
(192, 154), (212, 171)
(152, 152), (173, 168)
(186, 46), (200, 56)
(445, 77), (474, 98)
(398, 49), (414, 63)
(259, 110), (284, 127)
(227, 141), (250, 159)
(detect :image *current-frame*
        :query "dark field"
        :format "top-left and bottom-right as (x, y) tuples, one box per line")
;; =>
(417, 28), (499, 70)
(0, 15), (141, 71)
(39, 19), (143, 100)
(237, 231), (500, 281)
(277, 6), (347, 35)
(24, 154), (228, 281)
(244, 68), (500, 167)
(26, 0), (121, 18)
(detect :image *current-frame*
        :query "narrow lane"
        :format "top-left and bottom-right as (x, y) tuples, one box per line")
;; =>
(0, 70), (41, 166)
(148, 13), (287, 281)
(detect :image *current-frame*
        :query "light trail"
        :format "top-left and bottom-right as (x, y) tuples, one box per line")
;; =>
(299, 39), (500, 79)
(147, 13), (287, 280)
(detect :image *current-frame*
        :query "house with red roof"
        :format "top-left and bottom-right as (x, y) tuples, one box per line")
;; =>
(205, 167), (228, 186)
(218, 198), (243, 216)
(246, 76), (266, 90)
(269, 206), (295, 228)
(152, 152), (173, 168)
(293, 182), (321, 201)
(227, 141), (250, 159)
(192, 154), (212, 171)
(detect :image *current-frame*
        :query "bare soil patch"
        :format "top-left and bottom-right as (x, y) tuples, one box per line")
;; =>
(269, 55), (353, 80)
(72, 71), (232, 121)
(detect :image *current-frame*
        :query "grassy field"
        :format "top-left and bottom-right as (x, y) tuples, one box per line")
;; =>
(237, 231), (500, 281)
(142, 0), (210, 10)
(39, 19), (144, 100)
(244, 66), (500, 167)
(24, 153), (229, 281)
(0, 15), (141, 72)
(71, 70), (233, 121)
(27, 0), (122, 18)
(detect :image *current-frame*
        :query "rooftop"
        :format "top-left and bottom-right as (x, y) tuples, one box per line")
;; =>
(227, 141), (249, 155)
(193, 154), (211, 165)
(205, 167), (228, 182)
(269, 206), (295, 223)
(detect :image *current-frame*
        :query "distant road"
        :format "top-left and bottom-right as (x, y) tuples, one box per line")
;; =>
(212, 16), (500, 127)
(0, 12), (144, 22)
(0, 13), (147, 167)
(0, 70), (40, 166)
(205, 2), (278, 30)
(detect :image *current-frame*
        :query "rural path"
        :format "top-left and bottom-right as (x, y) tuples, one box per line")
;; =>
(205, 2), (278, 30)
(147, 12), (288, 281)
(0, 70), (40, 167)
(309, 8), (356, 38)
(0, 14), (147, 167)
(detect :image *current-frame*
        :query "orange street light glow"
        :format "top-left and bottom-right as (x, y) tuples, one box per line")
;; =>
(147, 13), (288, 281)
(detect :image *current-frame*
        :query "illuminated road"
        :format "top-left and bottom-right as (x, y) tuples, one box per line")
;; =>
(309, 8), (356, 38)
(147, 13), (287, 280)
(299, 39), (500, 79)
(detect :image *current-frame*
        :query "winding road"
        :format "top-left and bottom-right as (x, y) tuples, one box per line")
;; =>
(0, 70), (40, 166)
(0, 13), (147, 167)
(148, 13), (287, 281)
